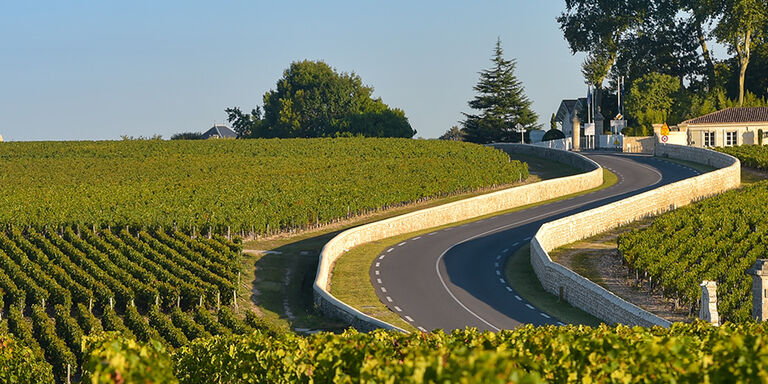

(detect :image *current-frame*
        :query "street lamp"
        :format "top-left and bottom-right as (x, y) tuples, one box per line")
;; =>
(516, 123), (524, 144)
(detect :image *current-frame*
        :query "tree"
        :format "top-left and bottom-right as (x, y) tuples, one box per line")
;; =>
(439, 126), (464, 141)
(558, 1), (648, 113)
(258, 60), (413, 138)
(461, 38), (539, 144)
(714, 0), (768, 105)
(170, 132), (204, 140)
(225, 106), (262, 138)
(625, 72), (680, 132)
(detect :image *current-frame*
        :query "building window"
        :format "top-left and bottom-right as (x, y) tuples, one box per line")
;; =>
(703, 131), (715, 147)
(725, 131), (737, 146)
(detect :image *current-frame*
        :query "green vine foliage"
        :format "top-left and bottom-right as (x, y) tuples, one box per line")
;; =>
(0, 139), (525, 234)
(620, 146), (768, 322)
(0, 330), (54, 384)
(79, 323), (768, 383)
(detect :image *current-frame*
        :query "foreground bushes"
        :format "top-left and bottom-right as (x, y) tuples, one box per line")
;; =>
(79, 322), (768, 383)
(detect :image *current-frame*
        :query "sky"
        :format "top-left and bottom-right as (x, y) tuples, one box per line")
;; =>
(0, 1), (590, 141)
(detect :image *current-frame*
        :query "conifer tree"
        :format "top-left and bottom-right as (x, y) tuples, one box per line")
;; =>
(462, 38), (539, 144)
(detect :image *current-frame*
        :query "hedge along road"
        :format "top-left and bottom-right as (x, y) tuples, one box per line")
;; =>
(371, 152), (701, 332)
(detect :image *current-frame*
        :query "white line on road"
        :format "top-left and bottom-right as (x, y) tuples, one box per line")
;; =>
(413, 236), (421, 240)
(540, 313), (551, 319)
(525, 304), (535, 310)
(398, 242), (406, 246)
(378, 255), (385, 260)
(380, 287), (387, 293)
(405, 316), (414, 322)
(387, 248), (394, 253)
(502, 248), (509, 253)
(428, 232), (436, 236)
(557, 322), (566, 326)
(523, 237), (531, 241)
(418, 326), (427, 332)
(394, 306), (402, 312)
(498, 278), (505, 283)
(375, 262), (380, 267)
(506, 286), (513, 292)
(514, 295), (522, 301)
(511, 242), (519, 247)
(496, 270), (501, 276)
(377, 278), (382, 284)
(375, 270), (380, 275)
(494, 262), (499, 267)
(444, 227), (453, 231)
(386, 296), (393, 302)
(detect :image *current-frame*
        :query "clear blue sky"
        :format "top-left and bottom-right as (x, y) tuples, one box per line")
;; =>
(0, 1), (589, 141)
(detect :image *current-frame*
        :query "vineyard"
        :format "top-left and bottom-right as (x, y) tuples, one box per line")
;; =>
(718, 145), (768, 170)
(0, 225), (277, 382)
(0, 139), (526, 235)
(618, 158), (768, 322)
(4, 322), (763, 383)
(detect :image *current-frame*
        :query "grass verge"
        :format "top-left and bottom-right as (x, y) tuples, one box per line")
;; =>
(504, 244), (601, 326)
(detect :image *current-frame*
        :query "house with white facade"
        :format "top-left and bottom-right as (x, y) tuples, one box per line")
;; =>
(680, 107), (768, 148)
(553, 98), (586, 137)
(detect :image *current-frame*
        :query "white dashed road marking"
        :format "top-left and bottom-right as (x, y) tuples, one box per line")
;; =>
(413, 236), (421, 240)
(540, 313), (551, 319)
(386, 296), (393, 302)
(525, 304), (535, 310)
(498, 278), (505, 283)
(405, 316), (414, 322)
(418, 326), (427, 332)
(506, 286), (513, 292)
(394, 306), (402, 312)
(375, 262), (380, 267)
(387, 248), (394, 253)
(376, 278), (382, 284)
(378, 255), (385, 260)
(496, 270), (501, 276)
(557, 322), (566, 326)
(502, 248), (509, 253)
(398, 242), (406, 246)
(380, 287), (387, 293)
(514, 295), (522, 301)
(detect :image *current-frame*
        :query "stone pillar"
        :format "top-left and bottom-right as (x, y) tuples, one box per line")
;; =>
(699, 280), (719, 325)
(747, 259), (768, 322)
(572, 115), (581, 151)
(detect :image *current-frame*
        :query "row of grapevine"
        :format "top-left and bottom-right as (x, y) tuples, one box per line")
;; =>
(0, 138), (526, 235)
(0, 224), (256, 382)
(74, 322), (768, 383)
(719, 145), (768, 170)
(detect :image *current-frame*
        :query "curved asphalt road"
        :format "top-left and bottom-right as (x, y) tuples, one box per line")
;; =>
(370, 153), (701, 332)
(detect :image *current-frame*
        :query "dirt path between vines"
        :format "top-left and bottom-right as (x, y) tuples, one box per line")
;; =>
(550, 219), (694, 323)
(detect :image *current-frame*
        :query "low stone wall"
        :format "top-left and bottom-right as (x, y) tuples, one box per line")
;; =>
(623, 136), (656, 153)
(314, 144), (603, 332)
(531, 144), (741, 326)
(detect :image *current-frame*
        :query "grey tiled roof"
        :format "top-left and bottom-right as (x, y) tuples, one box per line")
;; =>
(683, 107), (768, 125)
(202, 125), (237, 139)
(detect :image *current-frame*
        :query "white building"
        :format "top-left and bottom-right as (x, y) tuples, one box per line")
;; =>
(679, 107), (768, 147)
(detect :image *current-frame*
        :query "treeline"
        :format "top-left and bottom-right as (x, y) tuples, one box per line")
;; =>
(225, 60), (415, 139)
(559, 0), (768, 134)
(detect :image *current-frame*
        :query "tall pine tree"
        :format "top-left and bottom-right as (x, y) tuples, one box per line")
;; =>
(462, 38), (539, 144)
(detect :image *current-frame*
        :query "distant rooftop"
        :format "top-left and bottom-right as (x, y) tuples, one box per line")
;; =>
(682, 107), (768, 125)
(202, 124), (237, 139)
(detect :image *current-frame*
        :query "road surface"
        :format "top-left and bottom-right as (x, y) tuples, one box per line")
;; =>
(370, 153), (700, 332)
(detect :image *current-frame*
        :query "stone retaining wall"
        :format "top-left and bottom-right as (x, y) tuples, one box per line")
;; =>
(314, 144), (603, 332)
(531, 144), (741, 326)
